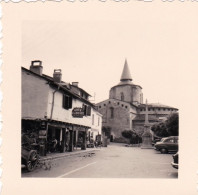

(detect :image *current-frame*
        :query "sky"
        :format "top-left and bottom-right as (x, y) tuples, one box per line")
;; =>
(22, 20), (180, 108)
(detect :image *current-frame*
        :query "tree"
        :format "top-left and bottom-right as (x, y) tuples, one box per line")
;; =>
(166, 113), (179, 136)
(151, 122), (169, 137)
(151, 113), (179, 137)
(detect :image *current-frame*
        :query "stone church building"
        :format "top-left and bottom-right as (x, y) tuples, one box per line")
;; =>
(96, 60), (178, 142)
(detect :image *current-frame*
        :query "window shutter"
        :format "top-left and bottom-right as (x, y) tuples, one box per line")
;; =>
(87, 106), (91, 116)
(84, 105), (87, 116)
(66, 95), (69, 109)
(63, 94), (66, 108)
(63, 94), (72, 109)
(69, 96), (72, 109)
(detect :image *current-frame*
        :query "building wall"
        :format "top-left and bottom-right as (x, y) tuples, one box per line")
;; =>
(91, 108), (102, 134)
(90, 108), (102, 140)
(132, 86), (143, 106)
(109, 85), (142, 105)
(22, 69), (95, 128)
(47, 88), (92, 127)
(132, 122), (145, 135)
(97, 99), (137, 138)
(22, 70), (49, 119)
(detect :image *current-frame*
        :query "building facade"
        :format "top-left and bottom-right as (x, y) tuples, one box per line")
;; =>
(22, 60), (102, 155)
(96, 60), (178, 142)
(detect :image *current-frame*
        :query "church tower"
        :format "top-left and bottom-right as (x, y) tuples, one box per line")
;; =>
(109, 59), (143, 106)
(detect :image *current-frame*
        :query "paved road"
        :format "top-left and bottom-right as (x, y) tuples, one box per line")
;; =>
(22, 143), (178, 178)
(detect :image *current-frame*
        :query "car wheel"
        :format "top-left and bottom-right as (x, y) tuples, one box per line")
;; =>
(160, 148), (168, 154)
(26, 151), (38, 172)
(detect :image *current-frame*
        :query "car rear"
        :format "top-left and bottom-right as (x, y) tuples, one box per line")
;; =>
(171, 152), (178, 169)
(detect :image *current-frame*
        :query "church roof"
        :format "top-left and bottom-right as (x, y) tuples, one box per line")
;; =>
(111, 59), (142, 89)
(138, 103), (178, 110)
(120, 59), (132, 82)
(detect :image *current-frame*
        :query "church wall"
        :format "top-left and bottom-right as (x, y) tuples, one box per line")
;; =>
(97, 99), (137, 139)
(109, 85), (142, 105)
(132, 86), (142, 106)
(109, 85), (132, 103)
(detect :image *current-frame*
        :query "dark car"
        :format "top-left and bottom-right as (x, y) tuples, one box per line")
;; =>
(171, 152), (179, 169)
(152, 136), (162, 146)
(154, 136), (178, 154)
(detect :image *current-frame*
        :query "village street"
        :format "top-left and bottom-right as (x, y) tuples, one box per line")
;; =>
(22, 143), (178, 178)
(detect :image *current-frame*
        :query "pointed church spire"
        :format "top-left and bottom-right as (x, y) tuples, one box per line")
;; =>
(120, 59), (132, 82)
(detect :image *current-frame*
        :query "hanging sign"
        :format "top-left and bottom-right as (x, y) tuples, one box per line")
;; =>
(72, 107), (84, 118)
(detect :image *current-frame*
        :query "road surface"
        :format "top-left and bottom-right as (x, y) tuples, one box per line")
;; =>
(22, 143), (178, 178)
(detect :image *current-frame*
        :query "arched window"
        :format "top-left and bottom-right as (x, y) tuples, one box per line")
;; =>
(121, 92), (124, 101)
(110, 107), (114, 119)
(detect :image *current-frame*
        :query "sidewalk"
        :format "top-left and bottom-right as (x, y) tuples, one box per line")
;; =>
(39, 147), (103, 163)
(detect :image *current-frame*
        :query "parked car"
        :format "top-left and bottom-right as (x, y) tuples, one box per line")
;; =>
(171, 152), (179, 169)
(152, 136), (162, 146)
(154, 136), (178, 154)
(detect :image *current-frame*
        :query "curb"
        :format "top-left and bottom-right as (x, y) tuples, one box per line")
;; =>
(39, 148), (102, 163)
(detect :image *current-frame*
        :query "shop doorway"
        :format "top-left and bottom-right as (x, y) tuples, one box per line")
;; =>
(47, 126), (62, 153)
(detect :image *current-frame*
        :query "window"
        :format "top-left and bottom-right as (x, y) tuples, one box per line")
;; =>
(99, 106), (101, 108)
(104, 104), (106, 106)
(117, 102), (119, 105)
(83, 104), (91, 116)
(109, 101), (111, 104)
(121, 92), (124, 101)
(80, 91), (83, 97)
(92, 114), (94, 125)
(63, 94), (72, 109)
(110, 107), (114, 118)
(166, 139), (174, 143)
(125, 106), (128, 109)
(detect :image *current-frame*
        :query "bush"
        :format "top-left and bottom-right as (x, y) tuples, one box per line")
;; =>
(121, 130), (142, 144)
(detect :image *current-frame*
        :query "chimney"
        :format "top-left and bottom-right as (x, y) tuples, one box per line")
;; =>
(30, 60), (43, 76)
(72, 82), (79, 87)
(53, 69), (62, 83)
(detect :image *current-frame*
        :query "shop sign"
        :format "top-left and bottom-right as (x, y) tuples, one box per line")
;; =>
(72, 107), (84, 118)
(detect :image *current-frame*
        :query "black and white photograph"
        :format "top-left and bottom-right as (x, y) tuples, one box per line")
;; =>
(2, 2), (198, 195)
(21, 20), (180, 178)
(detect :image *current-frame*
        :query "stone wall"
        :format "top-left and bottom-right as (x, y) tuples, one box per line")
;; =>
(97, 99), (137, 139)
(109, 84), (142, 105)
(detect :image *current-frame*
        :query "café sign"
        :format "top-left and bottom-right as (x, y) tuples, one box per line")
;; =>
(72, 107), (84, 118)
